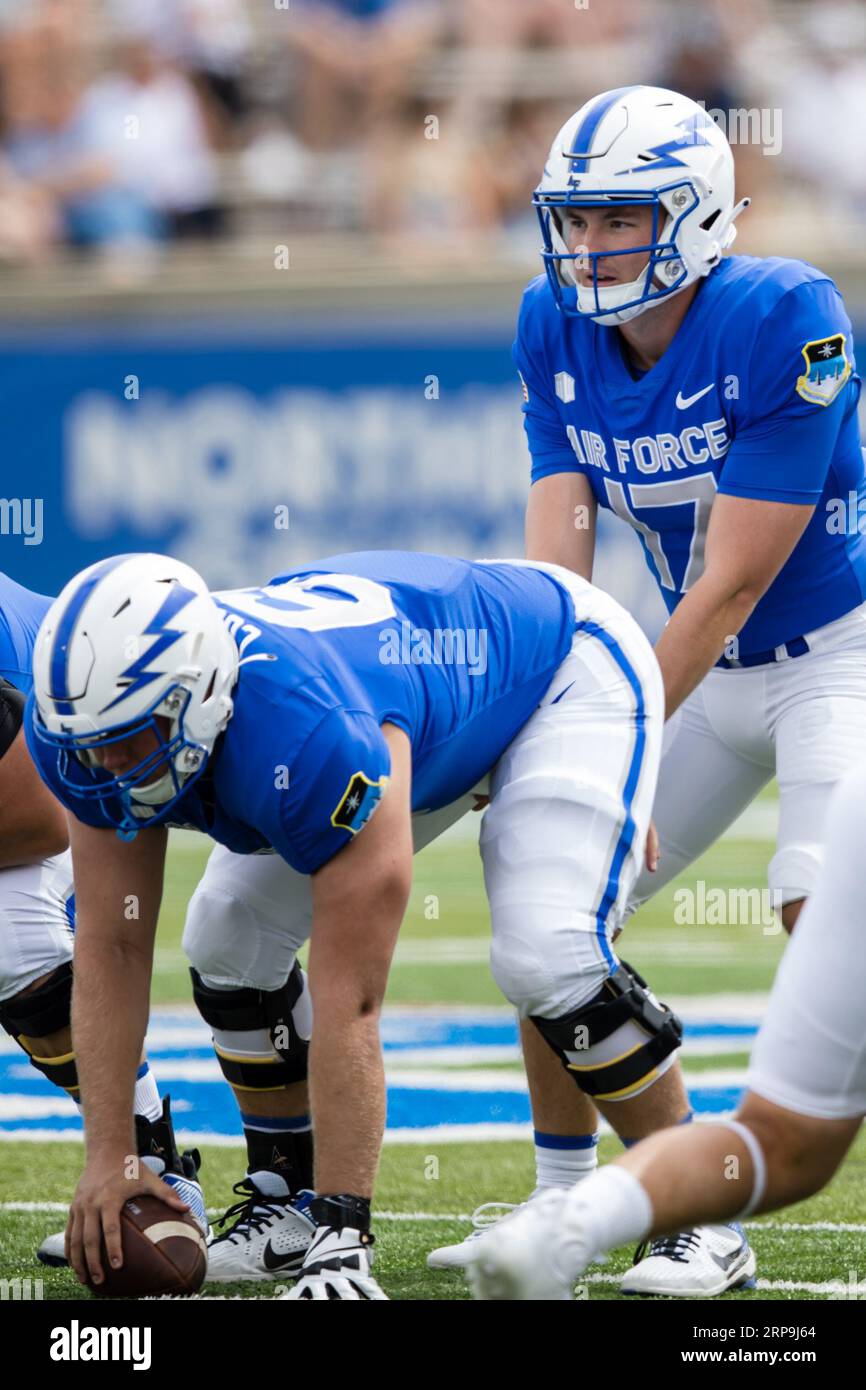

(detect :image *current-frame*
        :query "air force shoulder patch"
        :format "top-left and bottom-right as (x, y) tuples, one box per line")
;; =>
(331, 771), (388, 834)
(795, 333), (851, 407)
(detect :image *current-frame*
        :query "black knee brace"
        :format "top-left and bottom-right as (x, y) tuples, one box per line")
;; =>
(0, 963), (78, 1094)
(531, 959), (682, 1102)
(190, 961), (310, 1091)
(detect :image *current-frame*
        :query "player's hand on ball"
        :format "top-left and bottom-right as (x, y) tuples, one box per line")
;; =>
(66, 1154), (190, 1288)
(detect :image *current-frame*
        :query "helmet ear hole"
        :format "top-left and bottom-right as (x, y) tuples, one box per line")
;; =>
(701, 208), (721, 231)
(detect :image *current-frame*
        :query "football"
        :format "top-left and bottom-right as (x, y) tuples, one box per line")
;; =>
(86, 1195), (207, 1299)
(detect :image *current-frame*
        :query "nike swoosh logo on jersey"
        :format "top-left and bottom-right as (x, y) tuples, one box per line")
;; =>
(262, 1240), (307, 1272)
(675, 384), (714, 410)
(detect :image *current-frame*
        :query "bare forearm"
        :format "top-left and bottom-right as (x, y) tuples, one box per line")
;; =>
(308, 1001), (386, 1197)
(72, 937), (151, 1163)
(655, 578), (756, 718)
(525, 475), (596, 580)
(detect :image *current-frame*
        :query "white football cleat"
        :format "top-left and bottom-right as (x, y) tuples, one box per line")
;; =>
(205, 1171), (316, 1282)
(466, 1189), (592, 1301)
(620, 1223), (757, 1297)
(282, 1224), (388, 1300)
(427, 1201), (528, 1270)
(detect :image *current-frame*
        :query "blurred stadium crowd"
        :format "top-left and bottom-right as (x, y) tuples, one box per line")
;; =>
(0, 0), (863, 271)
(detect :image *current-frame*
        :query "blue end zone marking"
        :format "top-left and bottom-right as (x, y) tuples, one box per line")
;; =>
(0, 1011), (759, 1140)
(0, 1085), (750, 1138)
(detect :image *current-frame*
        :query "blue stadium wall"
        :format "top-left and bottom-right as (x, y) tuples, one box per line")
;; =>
(1, 308), (863, 640)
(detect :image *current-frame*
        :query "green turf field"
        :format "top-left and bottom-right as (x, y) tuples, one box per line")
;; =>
(3, 788), (863, 1302)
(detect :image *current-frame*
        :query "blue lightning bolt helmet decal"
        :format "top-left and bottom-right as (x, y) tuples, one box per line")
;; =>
(100, 583), (197, 714)
(615, 112), (714, 175)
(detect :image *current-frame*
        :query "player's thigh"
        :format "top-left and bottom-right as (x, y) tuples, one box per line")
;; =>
(0, 854), (75, 1004)
(481, 606), (663, 1018)
(747, 760), (866, 1120)
(771, 671), (866, 905)
(628, 671), (774, 911)
(182, 845), (313, 990)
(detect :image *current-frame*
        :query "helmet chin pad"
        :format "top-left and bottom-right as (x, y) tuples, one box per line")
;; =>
(126, 767), (180, 811)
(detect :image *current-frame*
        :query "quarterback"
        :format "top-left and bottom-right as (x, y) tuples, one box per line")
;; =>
(431, 85), (866, 1294)
(0, 572), (206, 1277)
(27, 548), (666, 1300)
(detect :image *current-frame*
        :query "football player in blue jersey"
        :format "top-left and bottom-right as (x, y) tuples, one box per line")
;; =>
(26, 548), (667, 1299)
(435, 84), (866, 1296)
(0, 573), (206, 1272)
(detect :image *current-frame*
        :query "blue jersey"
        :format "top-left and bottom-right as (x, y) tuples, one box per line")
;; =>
(514, 255), (866, 655)
(27, 553), (575, 874)
(0, 571), (53, 693)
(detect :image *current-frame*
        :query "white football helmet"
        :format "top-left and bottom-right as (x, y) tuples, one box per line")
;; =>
(31, 552), (239, 836)
(534, 85), (750, 325)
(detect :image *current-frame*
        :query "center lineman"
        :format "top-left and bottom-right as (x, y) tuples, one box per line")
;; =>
(28, 548), (665, 1299)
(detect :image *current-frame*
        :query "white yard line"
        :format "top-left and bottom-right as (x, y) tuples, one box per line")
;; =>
(581, 1271), (865, 1295)
(3, 1201), (864, 1240)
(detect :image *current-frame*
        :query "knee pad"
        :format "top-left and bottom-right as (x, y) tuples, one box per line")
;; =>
(0, 962), (78, 1094)
(531, 959), (682, 1102)
(191, 961), (311, 1091)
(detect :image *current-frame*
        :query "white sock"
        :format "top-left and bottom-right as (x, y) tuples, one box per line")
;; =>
(561, 1164), (653, 1267)
(133, 1062), (163, 1123)
(533, 1131), (599, 1191)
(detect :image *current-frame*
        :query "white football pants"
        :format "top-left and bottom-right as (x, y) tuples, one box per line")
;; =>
(747, 758), (866, 1118)
(0, 851), (75, 1002)
(627, 598), (866, 914)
